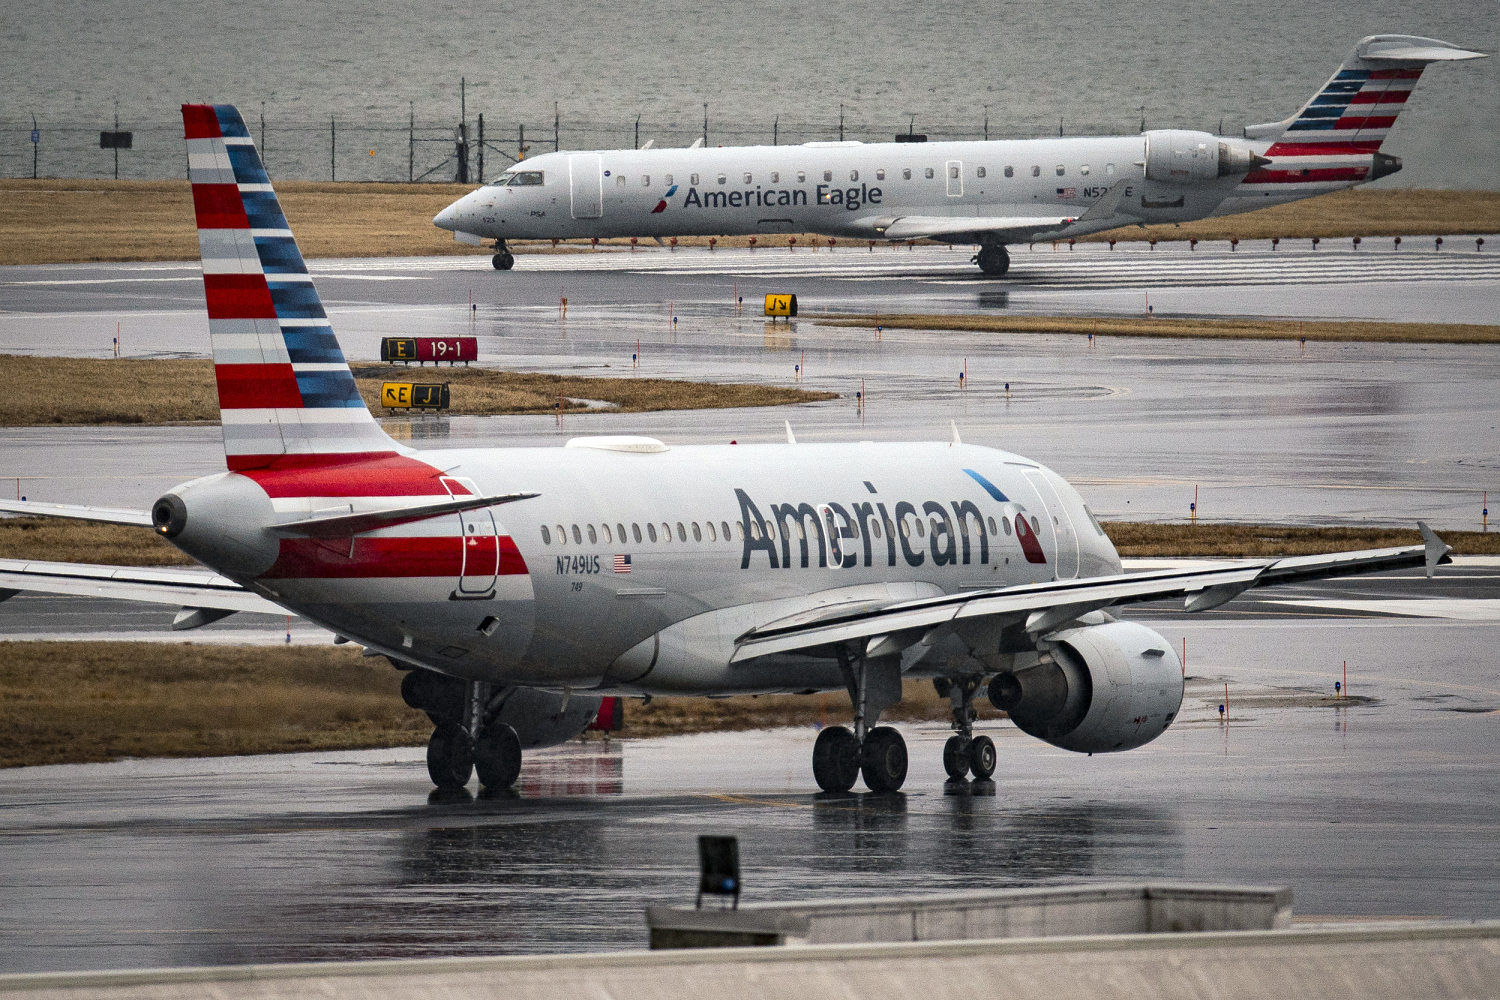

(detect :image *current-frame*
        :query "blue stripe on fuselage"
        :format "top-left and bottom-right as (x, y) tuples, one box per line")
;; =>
(963, 468), (1009, 502)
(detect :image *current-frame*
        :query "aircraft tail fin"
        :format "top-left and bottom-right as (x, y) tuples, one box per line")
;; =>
(181, 104), (402, 473)
(1246, 35), (1485, 160)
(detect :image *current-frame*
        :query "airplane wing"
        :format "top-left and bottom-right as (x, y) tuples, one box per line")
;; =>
(878, 178), (1142, 244)
(0, 557), (285, 629)
(0, 500), (153, 526)
(880, 215), (1076, 242)
(731, 525), (1450, 662)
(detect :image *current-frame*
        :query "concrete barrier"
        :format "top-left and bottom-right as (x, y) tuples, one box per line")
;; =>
(646, 883), (1293, 948)
(1, 922), (1496, 1000)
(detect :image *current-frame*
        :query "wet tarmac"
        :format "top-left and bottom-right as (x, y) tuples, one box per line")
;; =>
(1, 578), (1497, 973)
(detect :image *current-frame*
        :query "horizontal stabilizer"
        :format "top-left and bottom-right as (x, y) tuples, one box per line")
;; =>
(0, 558), (282, 614)
(271, 491), (540, 537)
(0, 500), (152, 527)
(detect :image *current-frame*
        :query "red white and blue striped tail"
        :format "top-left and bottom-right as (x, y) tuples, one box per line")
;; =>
(182, 104), (402, 473)
(1242, 35), (1485, 191)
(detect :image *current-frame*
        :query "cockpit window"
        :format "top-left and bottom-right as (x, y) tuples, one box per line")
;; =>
(1084, 505), (1107, 536)
(492, 170), (544, 186)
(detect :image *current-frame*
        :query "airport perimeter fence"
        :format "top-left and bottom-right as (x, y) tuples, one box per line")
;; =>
(0, 110), (1248, 184)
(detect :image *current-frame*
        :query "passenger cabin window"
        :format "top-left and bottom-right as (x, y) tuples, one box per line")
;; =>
(647, 523), (657, 542)
(642, 175), (650, 186)
(1080, 165), (1091, 176)
(690, 173), (700, 185)
(977, 166), (986, 178)
(796, 171), (806, 183)
(555, 524), (565, 541)
(676, 522), (686, 541)
(1105, 163), (1115, 176)
(571, 525), (582, 544)
(924, 167), (935, 179)
(876, 168), (886, 180)
(540, 525), (551, 544)
(616, 175), (626, 186)
(723, 520), (733, 539)
(850, 170), (859, 181)
(743, 172), (752, 184)
(902, 168), (911, 180)
(948, 165), (959, 179)
(602, 524), (612, 543)
(1031, 165), (1041, 177)
(632, 523), (642, 543)
(770, 171), (780, 183)
(661, 522), (672, 542)
(617, 523), (627, 542)
(587, 525), (598, 543)
(716, 174), (727, 185)
(705, 522), (716, 541)
(664, 174), (673, 185)
(1004, 165), (1014, 178)
(1055, 164), (1065, 176)
(823, 170), (833, 182)
(692, 522), (702, 542)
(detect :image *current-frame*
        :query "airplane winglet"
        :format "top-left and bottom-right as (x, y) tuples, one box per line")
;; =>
(1418, 521), (1452, 579)
(785, 421), (797, 445)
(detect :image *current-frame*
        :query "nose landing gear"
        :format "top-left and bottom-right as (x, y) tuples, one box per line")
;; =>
(491, 241), (515, 270)
(935, 675), (998, 782)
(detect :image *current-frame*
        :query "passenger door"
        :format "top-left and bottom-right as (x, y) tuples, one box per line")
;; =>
(568, 153), (603, 219)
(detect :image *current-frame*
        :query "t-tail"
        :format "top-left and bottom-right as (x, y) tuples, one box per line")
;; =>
(182, 104), (402, 473)
(1239, 35), (1485, 194)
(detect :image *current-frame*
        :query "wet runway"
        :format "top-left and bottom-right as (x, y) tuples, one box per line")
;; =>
(2, 579), (1497, 973)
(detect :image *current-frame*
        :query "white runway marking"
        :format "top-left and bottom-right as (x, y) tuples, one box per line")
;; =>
(310, 244), (1500, 291)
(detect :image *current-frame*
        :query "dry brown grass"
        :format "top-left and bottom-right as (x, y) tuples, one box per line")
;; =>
(819, 313), (1500, 345)
(1103, 522), (1500, 557)
(0, 641), (430, 767)
(0, 517), (193, 565)
(621, 679), (962, 739)
(0, 354), (835, 426)
(2, 180), (1495, 266)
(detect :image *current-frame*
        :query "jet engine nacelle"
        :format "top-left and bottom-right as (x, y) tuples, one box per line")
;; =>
(988, 620), (1183, 754)
(1143, 130), (1261, 183)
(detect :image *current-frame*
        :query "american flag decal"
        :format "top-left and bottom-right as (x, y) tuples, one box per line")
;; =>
(1057, 187), (1077, 199)
(613, 554), (632, 574)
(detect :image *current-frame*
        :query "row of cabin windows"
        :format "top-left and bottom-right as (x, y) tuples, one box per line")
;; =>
(616, 163), (1117, 188)
(537, 513), (1040, 547)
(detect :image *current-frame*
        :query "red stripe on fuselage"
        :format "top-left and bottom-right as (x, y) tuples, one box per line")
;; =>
(263, 534), (527, 579)
(182, 105), (223, 140)
(191, 184), (248, 229)
(238, 453), (460, 497)
(1264, 140), (1382, 156)
(203, 273), (275, 319)
(1244, 166), (1370, 184)
(215, 363), (303, 409)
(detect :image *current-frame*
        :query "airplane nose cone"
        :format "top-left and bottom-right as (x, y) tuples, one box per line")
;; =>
(433, 199), (463, 231)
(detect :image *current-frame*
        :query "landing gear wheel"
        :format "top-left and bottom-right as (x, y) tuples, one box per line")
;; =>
(492, 251), (515, 270)
(943, 734), (972, 779)
(976, 244), (1010, 277)
(473, 722), (522, 790)
(861, 726), (908, 793)
(967, 734), (997, 780)
(812, 725), (861, 792)
(426, 723), (473, 789)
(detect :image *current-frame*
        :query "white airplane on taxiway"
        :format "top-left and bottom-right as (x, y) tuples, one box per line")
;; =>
(434, 34), (1483, 275)
(0, 105), (1452, 796)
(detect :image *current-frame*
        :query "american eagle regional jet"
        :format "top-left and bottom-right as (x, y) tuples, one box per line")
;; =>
(0, 105), (1452, 795)
(434, 34), (1484, 275)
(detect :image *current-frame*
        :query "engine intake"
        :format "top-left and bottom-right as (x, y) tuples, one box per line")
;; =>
(989, 621), (1183, 754)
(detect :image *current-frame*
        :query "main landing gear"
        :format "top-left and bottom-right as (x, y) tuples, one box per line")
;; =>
(812, 647), (908, 793)
(491, 239), (514, 270)
(973, 244), (1010, 277)
(934, 676), (997, 782)
(402, 669), (522, 791)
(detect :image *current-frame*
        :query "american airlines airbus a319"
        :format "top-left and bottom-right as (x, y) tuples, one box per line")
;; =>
(434, 34), (1483, 275)
(0, 105), (1452, 796)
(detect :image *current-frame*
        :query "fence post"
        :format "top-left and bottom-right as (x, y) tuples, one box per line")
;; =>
(409, 102), (414, 182)
(554, 101), (560, 152)
(477, 113), (484, 183)
(330, 115), (336, 181)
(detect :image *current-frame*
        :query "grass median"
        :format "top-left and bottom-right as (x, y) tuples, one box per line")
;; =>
(0, 355), (835, 426)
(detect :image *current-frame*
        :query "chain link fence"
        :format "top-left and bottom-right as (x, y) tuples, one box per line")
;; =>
(1, 111), (1243, 183)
